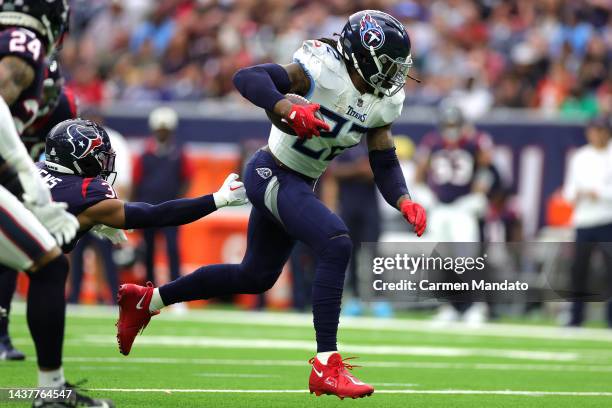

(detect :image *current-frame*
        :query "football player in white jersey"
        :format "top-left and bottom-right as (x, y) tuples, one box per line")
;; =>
(116, 10), (426, 399)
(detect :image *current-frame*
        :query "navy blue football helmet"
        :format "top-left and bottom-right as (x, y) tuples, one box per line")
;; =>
(0, 0), (70, 54)
(45, 119), (116, 182)
(337, 10), (412, 97)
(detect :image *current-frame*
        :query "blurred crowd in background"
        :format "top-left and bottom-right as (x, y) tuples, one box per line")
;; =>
(64, 0), (611, 119)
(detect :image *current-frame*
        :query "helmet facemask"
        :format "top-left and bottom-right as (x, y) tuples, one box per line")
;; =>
(98, 148), (117, 185)
(72, 146), (116, 185)
(352, 47), (412, 97)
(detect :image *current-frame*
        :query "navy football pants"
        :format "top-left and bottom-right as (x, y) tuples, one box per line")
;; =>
(160, 149), (352, 352)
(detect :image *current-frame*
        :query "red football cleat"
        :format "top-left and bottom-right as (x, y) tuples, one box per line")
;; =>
(308, 353), (374, 399)
(116, 282), (159, 356)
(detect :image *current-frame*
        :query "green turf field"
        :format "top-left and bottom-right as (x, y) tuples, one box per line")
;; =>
(2, 304), (612, 407)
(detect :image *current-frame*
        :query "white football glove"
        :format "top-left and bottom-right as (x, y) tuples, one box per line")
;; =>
(27, 201), (80, 247)
(91, 224), (128, 244)
(213, 173), (248, 208)
(17, 165), (52, 207)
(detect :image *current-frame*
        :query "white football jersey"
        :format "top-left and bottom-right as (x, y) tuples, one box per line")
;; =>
(268, 40), (405, 179)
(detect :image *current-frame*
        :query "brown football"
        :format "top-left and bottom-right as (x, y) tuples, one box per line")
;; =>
(265, 93), (325, 136)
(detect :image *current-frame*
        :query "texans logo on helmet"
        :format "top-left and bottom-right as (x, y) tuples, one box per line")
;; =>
(359, 14), (385, 50)
(66, 124), (103, 159)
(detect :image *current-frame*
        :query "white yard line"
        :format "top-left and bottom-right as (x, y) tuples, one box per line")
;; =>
(62, 356), (612, 373)
(86, 388), (612, 397)
(194, 373), (278, 378)
(76, 335), (579, 362)
(9, 303), (612, 342)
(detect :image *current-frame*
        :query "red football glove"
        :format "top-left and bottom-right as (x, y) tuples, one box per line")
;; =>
(285, 103), (330, 139)
(400, 199), (427, 237)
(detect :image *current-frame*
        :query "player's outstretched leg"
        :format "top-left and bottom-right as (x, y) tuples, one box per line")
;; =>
(0, 266), (25, 360)
(116, 282), (159, 355)
(116, 205), (295, 355)
(27, 255), (113, 408)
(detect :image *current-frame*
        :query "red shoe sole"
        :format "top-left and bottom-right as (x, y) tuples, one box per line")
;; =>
(309, 390), (374, 400)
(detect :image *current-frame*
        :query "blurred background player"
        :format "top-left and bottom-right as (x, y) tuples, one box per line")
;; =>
(0, 55), (77, 361)
(115, 10), (426, 400)
(416, 105), (496, 325)
(562, 116), (612, 327)
(132, 106), (193, 286)
(68, 108), (132, 305)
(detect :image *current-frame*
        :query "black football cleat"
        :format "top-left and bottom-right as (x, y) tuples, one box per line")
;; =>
(0, 335), (25, 361)
(32, 381), (114, 408)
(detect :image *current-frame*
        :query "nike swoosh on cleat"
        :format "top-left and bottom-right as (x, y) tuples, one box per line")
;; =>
(313, 367), (324, 378)
(136, 293), (147, 310)
(229, 186), (241, 191)
(345, 375), (365, 385)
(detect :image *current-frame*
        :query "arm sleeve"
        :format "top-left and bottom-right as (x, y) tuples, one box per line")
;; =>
(232, 63), (291, 111)
(369, 147), (410, 208)
(124, 194), (217, 230)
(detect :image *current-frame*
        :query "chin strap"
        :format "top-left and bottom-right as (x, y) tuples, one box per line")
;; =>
(44, 161), (74, 175)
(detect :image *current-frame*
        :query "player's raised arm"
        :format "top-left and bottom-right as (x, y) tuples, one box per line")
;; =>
(366, 124), (426, 237)
(77, 173), (248, 231)
(232, 62), (329, 138)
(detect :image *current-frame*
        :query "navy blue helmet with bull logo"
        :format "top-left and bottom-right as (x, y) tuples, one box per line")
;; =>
(45, 118), (116, 182)
(337, 10), (413, 97)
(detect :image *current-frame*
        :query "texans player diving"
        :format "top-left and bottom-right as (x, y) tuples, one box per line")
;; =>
(116, 10), (426, 399)
(0, 55), (78, 362)
(36, 119), (248, 255)
(0, 1), (111, 406)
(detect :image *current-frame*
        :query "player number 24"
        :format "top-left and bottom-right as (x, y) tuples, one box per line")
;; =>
(9, 29), (42, 61)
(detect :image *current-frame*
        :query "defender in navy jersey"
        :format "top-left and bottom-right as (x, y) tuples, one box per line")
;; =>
(416, 105), (495, 243)
(0, 56), (78, 362)
(417, 106), (496, 326)
(0, 2), (109, 406)
(39, 119), (248, 252)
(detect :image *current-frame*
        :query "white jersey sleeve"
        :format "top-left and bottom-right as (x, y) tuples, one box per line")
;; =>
(292, 40), (348, 95)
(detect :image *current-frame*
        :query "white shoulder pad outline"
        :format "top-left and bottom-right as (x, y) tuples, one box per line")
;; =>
(292, 40), (347, 94)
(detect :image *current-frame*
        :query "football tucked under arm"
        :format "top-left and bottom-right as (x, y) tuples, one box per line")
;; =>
(233, 62), (327, 138)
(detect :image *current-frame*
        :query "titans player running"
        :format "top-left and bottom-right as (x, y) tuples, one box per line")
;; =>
(116, 10), (426, 399)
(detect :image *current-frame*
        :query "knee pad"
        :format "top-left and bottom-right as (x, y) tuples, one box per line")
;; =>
(239, 265), (282, 294)
(321, 233), (353, 264)
(28, 254), (69, 284)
